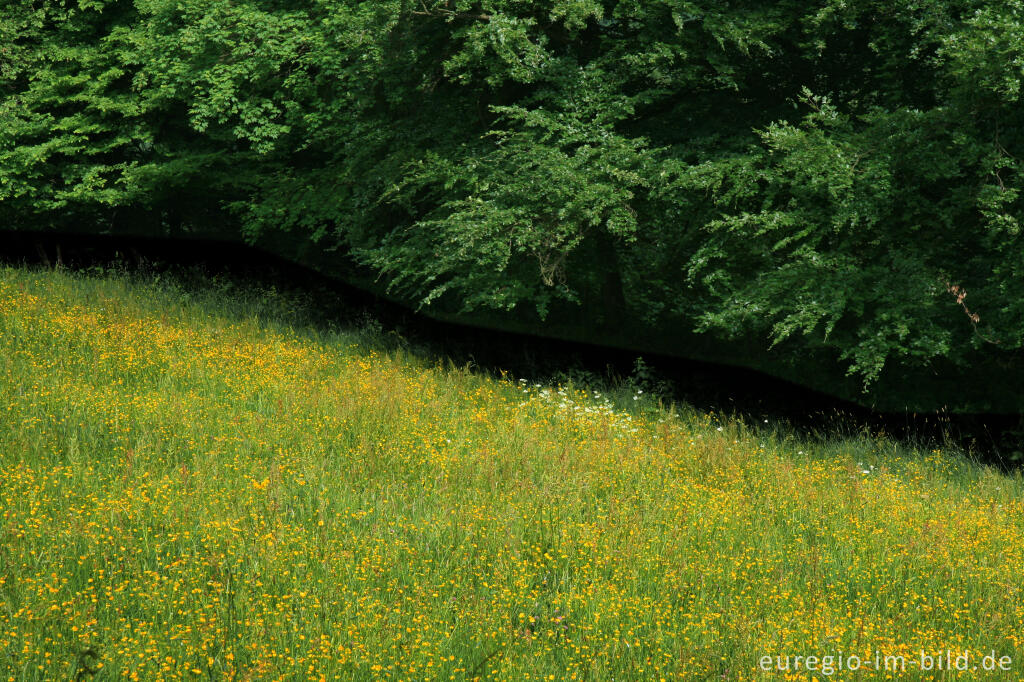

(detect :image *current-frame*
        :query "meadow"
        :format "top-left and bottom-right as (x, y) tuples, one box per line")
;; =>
(1, 265), (1023, 681)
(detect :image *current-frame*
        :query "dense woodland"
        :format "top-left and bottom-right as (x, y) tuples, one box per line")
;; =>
(2, 0), (1023, 411)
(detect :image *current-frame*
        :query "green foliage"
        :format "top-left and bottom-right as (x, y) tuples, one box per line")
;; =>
(2, 0), (1023, 407)
(370, 84), (654, 317)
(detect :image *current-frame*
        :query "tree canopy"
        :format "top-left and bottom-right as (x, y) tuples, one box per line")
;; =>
(3, 0), (1023, 411)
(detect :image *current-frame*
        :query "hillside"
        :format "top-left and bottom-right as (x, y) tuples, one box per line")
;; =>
(2, 266), (1023, 680)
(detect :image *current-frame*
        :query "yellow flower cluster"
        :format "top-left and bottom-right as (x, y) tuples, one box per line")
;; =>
(1, 268), (1022, 680)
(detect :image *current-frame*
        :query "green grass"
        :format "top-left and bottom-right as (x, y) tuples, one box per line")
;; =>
(2, 265), (1023, 681)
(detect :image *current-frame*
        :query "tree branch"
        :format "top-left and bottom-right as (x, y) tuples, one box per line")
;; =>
(411, 7), (491, 21)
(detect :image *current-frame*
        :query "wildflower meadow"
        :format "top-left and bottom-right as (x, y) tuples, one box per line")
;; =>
(2, 266), (1023, 680)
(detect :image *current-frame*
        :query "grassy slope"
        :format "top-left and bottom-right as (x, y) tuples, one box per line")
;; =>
(1, 266), (1023, 681)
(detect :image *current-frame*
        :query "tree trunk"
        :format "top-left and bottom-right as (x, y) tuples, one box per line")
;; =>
(34, 241), (51, 268)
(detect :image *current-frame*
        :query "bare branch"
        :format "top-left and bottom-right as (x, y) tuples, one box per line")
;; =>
(945, 280), (1001, 345)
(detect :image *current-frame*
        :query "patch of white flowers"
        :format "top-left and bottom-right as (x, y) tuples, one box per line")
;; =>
(512, 382), (656, 435)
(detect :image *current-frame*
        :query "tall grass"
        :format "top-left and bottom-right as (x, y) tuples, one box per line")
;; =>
(1, 265), (1022, 680)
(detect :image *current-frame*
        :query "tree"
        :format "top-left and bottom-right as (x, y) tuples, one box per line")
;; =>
(2, 0), (1022, 411)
